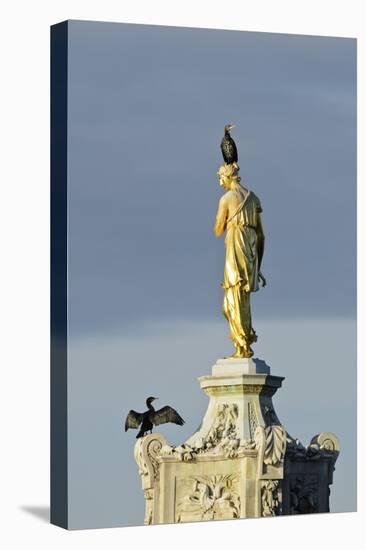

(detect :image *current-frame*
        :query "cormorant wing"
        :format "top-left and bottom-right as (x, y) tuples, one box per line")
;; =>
(152, 406), (185, 427)
(220, 135), (238, 164)
(231, 139), (238, 161)
(125, 409), (143, 431)
(220, 137), (226, 159)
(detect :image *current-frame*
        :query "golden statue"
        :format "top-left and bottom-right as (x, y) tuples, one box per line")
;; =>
(214, 162), (266, 358)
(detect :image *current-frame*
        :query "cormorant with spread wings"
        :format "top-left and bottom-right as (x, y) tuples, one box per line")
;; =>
(125, 397), (185, 439)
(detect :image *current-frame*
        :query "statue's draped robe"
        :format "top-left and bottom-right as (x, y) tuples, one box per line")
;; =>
(215, 188), (263, 349)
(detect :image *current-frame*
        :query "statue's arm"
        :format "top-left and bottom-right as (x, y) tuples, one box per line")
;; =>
(256, 213), (265, 270)
(213, 196), (228, 237)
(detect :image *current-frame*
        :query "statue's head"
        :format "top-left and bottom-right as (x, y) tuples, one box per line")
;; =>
(217, 162), (240, 189)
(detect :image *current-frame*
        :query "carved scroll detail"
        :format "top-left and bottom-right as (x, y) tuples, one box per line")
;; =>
(286, 431), (340, 471)
(310, 432), (340, 453)
(146, 437), (163, 481)
(134, 434), (166, 526)
(134, 434), (164, 482)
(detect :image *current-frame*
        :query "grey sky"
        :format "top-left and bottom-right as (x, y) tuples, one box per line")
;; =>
(68, 21), (356, 337)
(65, 21), (356, 528)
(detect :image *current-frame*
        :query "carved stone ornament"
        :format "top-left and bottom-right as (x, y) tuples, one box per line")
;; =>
(133, 356), (340, 524)
(289, 475), (319, 514)
(160, 403), (256, 461)
(134, 434), (164, 484)
(261, 480), (281, 516)
(286, 432), (340, 464)
(254, 425), (287, 467)
(248, 402), (258, 440)
(144, 488), (154, 525)
(176, 474), (240, 522)
(263, 425), (287, 466)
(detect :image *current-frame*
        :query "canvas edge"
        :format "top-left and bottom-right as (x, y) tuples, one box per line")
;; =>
(50, 19), (69, 530)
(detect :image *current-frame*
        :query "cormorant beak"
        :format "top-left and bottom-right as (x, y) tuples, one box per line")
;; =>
(153, 397), (158, 401)
(229, 124), (236, 130)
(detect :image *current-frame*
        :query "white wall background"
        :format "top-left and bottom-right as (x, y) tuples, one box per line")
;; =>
(0, 0), (364, 549)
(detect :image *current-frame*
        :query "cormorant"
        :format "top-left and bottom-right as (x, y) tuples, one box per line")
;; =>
(125, 397), (185, 439)
(221, 124), (238, 164)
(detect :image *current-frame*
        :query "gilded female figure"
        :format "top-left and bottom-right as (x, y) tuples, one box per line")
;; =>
(214, 163), (266, 358)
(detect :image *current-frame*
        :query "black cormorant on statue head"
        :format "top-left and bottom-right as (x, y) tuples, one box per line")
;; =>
(221, 124), (238, 165)
(224, 124), (235, 134)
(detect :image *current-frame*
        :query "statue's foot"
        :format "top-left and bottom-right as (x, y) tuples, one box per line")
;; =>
(243, 348), (254, 358)
(226, 344), (253, 359)
(227, 350), (254, 359)
(229, 349), (244, 358)
(242, 343), (254, 358)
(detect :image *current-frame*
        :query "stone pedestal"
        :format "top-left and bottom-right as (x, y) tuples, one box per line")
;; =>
(134, 358), (340, 525)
